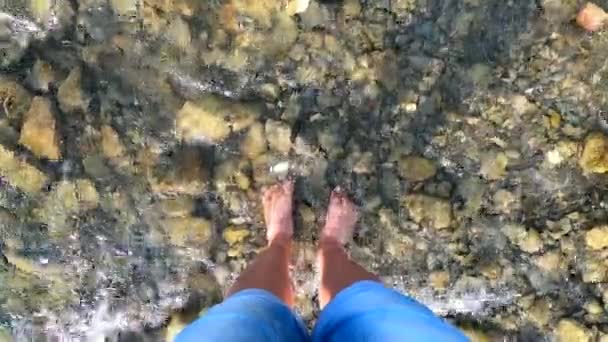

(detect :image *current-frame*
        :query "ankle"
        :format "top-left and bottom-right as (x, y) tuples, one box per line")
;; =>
(269, 232), (292, 248)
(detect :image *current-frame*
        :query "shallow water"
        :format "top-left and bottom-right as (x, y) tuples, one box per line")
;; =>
(1, 0), (608, 340)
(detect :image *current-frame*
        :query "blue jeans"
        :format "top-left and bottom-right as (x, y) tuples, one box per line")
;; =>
(176, 281), (469, 342)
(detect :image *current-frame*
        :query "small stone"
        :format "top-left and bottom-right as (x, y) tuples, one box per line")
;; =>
(111, 0), (138, 16)
(101, 125), (125, 159)
(600, 334), (608, 342)
(528, 299), (552, 327)
(168, 16), (191, 51)
(576, 2), (608, 32)
(222, 226), (250, 246)
(29, 0), (52, 22)
(162, 217), (213, 247)
(287, 0), (310, 14)
(0, 145), (48, 194)
(429, 271), (449, 290)
(480, 151), (508, 180)
(75, 179), (99, 210)
(519, 229), (543, 254)
(0, 77), (32, 121)
(403, 194), (452, 229)
(57, 67), (89, 113)
(265, 120), (292, 154)
(151, 147), (209, 195)
(534, 252), (561, 272)
(176, 96), (260, 144)
(19, 97), (61, 160)
(353, 152), (374, 174)
(343, 0), (361, 18)
(241, 122), (267, 159)
(584, 300), (603, 315)
(28, 59), (55, 92)
(582, 259), (607, 283)
(158, 197), (194, 218)
(546, 141), (578, 166)
(398, 156), (437, 182)
(555, 319), (592, 342)
(579, 132), (608, 174)
(585, 225), (608, 250)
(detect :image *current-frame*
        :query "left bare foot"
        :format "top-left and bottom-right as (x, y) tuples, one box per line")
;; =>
(262, 181), (294, 244)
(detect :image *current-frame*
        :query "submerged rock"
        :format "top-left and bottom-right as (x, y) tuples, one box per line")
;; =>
(101, 125), (126, 159)
(223, 226), (250, 245)
(579, 133), (608, 174)
(57, 67), (89, 113)
(0, 76), (32, 121)
(27, 59), (55, 93)
(555, 319), (593, 342)
(585, 225), (608, 250)
(240, 122), (268, 159)
(0, 145), (48, 194)
(176, 96), (260, 144)
(19, 96), (61, 160)
(265, 120), (292, 154)
(403, 194), (452, 229)
(480, 151), (508, 180)
(398, 156), (437, 182)
(162, 217), (213, 247)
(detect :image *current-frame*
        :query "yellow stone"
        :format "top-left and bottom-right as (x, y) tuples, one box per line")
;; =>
(223, 226), (250, 246)
(579, 132), (608, 174)
(534, 252), (561, 272)
(159, 197), (195, 218)
(429, 271), (449, 290)
(0, 145), (48, 194)
(585, 225), (608, 250)
(101, 125), (125, 159)
(241, 122), (267, 159)
(460, 327), (490, 342)
(19, 96), (61, 160)
(398, 156), (437, 182)
(163, 217), (213, 247)
(176, 100), (231, 143)
(403, 194), (452, 229)
(57, 67), (89, 113)
(555, 319), (592, 342)
(0, 76), (31, 120)
(76, 179), (99, 210)
(265, 119), (292, 154)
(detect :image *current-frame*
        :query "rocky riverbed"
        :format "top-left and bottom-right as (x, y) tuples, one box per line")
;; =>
(1, 0), (608, 340)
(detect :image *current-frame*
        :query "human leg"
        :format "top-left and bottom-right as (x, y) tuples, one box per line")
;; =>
(176, 181), (308, 342)
(226, 181), (295, 306)
(317, 188), (380, 309)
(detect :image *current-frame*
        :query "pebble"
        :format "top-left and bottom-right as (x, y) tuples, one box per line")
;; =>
(265, 120), (292, 154)
(403, 194), (452, 229)
(158, 197), (194, 218)
(534, 251), (561, 272)
(162, 217), (213, 247)
(582, 259), (606, 283)
(240, 122), (267, 159)
(479, 151), (508, 180)
(27, 59), (55, 92)
(428, 271), (449, 290)
(19, 97), (61, 160)
(579, 132), (608, 174)
(585, 225), (608, 250)
(101, 125), (125, 160)
(222, 226), (250, 246)
(176, 100), (232, 143)
(555, 319), (593, 342)
(0, 145), (48, 194)
(398, 156), (437, 182)
(57, 67), (89, 113)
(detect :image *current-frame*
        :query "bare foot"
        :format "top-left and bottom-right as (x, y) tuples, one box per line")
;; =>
(262, 181), (294, 244)
(321, 187), (358, 246)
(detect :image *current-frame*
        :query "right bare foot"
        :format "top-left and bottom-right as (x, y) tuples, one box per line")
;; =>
(321, 187), (358, 246)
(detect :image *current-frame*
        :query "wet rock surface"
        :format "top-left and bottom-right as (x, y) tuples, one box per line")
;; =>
(0, 0), (608, 340)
